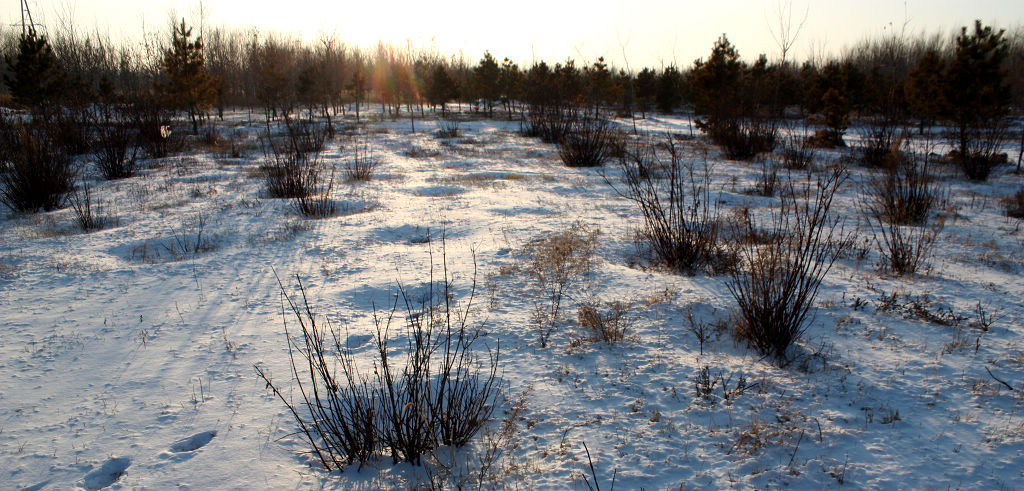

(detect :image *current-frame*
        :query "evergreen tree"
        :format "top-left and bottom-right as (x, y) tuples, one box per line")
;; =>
(655, 66), (683, 113)
(426, 64), (459, 115)
(3, 28), (66, 108)
(161, 19), (219, 133)
(472, 51), (500, 116)
(498, 58), (523, 118)
(554, 60), (582, 107)
(524, 62), (554, 108)
(943, 20), (1010, 166)
(586, 57), (612, 109)
(819, 87), (849, 147)
(635, 67), (657, 117)
(689, 34), (742, 118)
(906, 49), (946, 131)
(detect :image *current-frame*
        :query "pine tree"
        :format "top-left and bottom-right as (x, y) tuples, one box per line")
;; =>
(819, 87), (849, 147)
(635, 68), (657, 117)
(906, 49), (946, 132)
(498, 58), (523, 119)
(655, 66), (683, 114)
(161, 19), (219, 134)
(426, 64), (459, 115)
(524, 62), (554, 108)
(943, 20), (1010, 172)
(472, 52), (500, 116)
(689, 34), (742, 118)
(586, 57), (612, 110)
(3, 28), (66, 109)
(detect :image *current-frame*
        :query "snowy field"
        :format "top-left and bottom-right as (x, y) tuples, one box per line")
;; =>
(1, 111), (1022, 489)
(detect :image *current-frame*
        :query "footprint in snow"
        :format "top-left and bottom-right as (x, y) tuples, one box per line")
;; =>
(170, 430), (217, 453)
(79, 456), (131, 490)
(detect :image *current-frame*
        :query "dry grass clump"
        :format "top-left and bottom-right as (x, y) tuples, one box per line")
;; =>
(1005, 187), (1024, 218)
(516, 221), (600, 347)
(576, 300), (632, 345)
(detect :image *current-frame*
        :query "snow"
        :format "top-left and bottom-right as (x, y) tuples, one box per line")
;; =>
(1, 111), (1022, 489)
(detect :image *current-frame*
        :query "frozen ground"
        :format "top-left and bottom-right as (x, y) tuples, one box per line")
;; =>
(1, 111), (1022, 489)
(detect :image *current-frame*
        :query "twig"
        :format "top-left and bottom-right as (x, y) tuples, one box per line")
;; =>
(985, 366), (1017, 392)
(582, 441), (600, 491)
(788, 426), (805, 468)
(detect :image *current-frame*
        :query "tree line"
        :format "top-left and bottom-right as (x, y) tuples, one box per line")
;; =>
(2, 18), (1021, 149)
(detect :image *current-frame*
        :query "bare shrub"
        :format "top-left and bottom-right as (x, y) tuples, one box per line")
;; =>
(778, 133), (815, 170)
(416, 388), (533, 488)
(694, 365), (750, 405)
(871, 216), (943, 276)
(517, 221), (600, 347)
(42, 108), (92, 157)
(256, 276), (381, 471)
(521, 106), (577, 144)
(1005, 187), (1024, 218)
(93, 105), (141, 180)
(558, 115), (616, 168)
(294, 171), (336, 218)
(69, 182), (111, 232)
(864, 146), (946, 276)
(701, 119), (777, 160)
(343, 137), (379, 182)
(437, 118), (461, 139)
(260, 118), (333, 209)
(751, 160), (780, 197)
(857, 117), (903, 168)
(0, 116), (78, 212)
(614, 138), (735, 274)
(953, 146), (1006, 181)
(256, 246), (500, 470)
(576, 300), (632, 344)
(165, 212), (218, 257)
(127, 95), (181, 159)
(686, 307), (715, 356)
(864, 146), (945, 226)
(727, 167), (849, 362)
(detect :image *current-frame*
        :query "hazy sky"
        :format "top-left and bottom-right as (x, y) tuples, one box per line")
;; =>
(4, 0), (1023, 69)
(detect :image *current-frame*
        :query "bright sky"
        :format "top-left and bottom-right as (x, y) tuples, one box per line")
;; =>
(4, 0), (1023, 69)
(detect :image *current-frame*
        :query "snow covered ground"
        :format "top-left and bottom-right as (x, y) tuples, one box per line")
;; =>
(1, 111), (1022, 489)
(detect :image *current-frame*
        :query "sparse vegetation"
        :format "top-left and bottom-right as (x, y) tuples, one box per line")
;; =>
(3, 11), (1024, 490)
